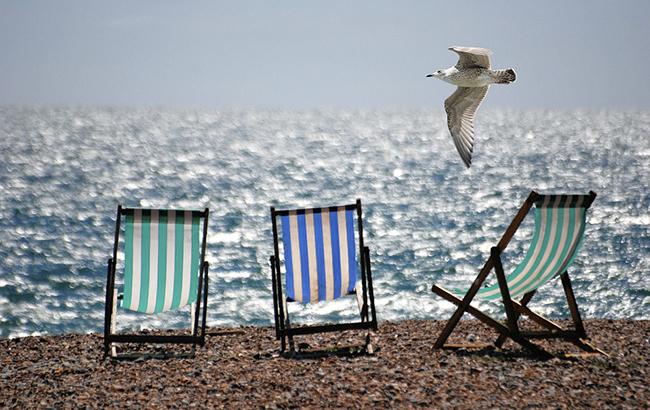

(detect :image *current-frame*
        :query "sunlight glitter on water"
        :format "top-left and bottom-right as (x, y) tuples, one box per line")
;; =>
(0, 107), (648, 338)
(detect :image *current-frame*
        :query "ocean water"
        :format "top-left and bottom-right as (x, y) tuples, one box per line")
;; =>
(0, 107), (648, 338)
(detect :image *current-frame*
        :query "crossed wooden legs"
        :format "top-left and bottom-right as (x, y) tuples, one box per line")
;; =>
(431, 247), (607, 358)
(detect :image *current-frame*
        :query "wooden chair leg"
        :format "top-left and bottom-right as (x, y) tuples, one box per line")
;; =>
(431, 285), (469, 348)
(363, 246), (378, 329)
(512, 300), (562, 330)
(355, 284), (367, 322)
(494, 291), (536, 348)
(103, 258), (114, 358)
(511, 298), (607, 356)
(353, 282), (374, 353)
(432, 255), (495, 348)
(282, 299), (295, 352)
(365, 331), (374, 354)
(278, 296), (289, 353)
(560, 272), (586, 338)
(110, 289), (118, 358)
(560, 272), (607, 355)
(492, 248), (520, 334)
(432, 284), (553, 358)
(489, 249), (555, 358)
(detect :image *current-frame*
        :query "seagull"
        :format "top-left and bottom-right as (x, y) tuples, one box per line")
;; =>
(427, 46), (516, 168)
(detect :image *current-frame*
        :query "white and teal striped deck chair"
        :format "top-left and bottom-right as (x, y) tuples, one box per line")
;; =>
(104, 206), (210, 358)
(270, 199), (378, 353)
(432, 191), (607, 358)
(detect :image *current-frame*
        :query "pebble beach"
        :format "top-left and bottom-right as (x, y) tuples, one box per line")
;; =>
(1, 319), (648, 408)
(3, 3), (650, 409)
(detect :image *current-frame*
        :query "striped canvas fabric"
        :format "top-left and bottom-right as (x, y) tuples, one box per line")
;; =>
(456, 195), (589, 301)
(122, 209), (201, 313)
(280, 207), (358, 304)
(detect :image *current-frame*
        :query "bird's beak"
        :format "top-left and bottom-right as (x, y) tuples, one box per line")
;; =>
(426, 73), (434, 78)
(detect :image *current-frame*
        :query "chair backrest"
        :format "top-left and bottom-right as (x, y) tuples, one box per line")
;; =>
(120, 208), (206, 313)
(476, 194), (593, 300)
(274, 204), (360, 304)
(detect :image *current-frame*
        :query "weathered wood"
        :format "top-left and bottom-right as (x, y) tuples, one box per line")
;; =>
(495, 191), (538, 251)
(512, 300), (564, 330)
(511, 298), (606, 355)
(430, 191), (607, 358)
(493, 248), (520, 334)
(431, 256), (495, 348)
(431, 284), (553, 359)
(432, 284), (510, 335)
(561, 272), (586, 338)
(494, 290), (536, 347)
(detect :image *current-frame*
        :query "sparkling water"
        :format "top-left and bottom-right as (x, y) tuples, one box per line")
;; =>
(1, 107), (648, 338)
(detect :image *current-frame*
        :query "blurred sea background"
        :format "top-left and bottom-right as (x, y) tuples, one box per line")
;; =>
(0, 107), (648, 338)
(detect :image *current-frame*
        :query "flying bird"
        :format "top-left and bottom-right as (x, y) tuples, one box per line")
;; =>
(427, 46), (516, 168)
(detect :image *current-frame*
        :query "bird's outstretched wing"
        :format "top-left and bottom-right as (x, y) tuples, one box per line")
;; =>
(449, 46), (492, 69)
(444, 86), (489, 168)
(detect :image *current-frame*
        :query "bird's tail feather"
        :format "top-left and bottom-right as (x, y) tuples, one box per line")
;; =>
(493, 68), (516, 84)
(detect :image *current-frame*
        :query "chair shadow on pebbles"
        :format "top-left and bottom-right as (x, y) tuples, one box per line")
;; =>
(279, 332), (382, 360)
(106, 337), (197, 362)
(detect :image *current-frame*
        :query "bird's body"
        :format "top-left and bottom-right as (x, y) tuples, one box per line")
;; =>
(427, 46), (516, 168)
(437, 67), (497, 87)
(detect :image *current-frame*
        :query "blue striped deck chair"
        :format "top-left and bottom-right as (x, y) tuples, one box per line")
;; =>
(269, 199), (378, 353)
(432, 191), (607, 358)
(104, 206), (210, 358)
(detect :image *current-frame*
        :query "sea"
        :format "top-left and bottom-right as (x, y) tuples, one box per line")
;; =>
(1, 107), (648, 338)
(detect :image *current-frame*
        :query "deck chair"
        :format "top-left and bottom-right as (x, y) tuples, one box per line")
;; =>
(431, 191), (607, 359)
(269, 199), (378, 353)
(104, 205), (210, 358)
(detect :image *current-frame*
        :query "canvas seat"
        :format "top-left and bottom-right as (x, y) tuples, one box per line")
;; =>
(431, 191), (607, 358)
(269, 199), (378, 353)
(104, 206), (210, 358)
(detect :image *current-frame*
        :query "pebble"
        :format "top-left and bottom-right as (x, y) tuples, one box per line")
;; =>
(0, 319), (648, 408)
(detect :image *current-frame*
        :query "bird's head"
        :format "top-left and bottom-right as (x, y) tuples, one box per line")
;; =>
(426, 69), (444, 79)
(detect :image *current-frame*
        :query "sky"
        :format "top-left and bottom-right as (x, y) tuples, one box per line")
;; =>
(1, 1), (649, 110)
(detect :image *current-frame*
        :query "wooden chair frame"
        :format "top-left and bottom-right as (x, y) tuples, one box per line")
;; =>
(103, 205), (210, 358)
(269, 199), (378, 353)
(431, 191), (607, 359)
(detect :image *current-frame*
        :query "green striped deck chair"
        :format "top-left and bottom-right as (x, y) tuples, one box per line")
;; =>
(269, 199), (378, 354)
(104, 206), (210, 358)
(431, 191), (606, 358)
